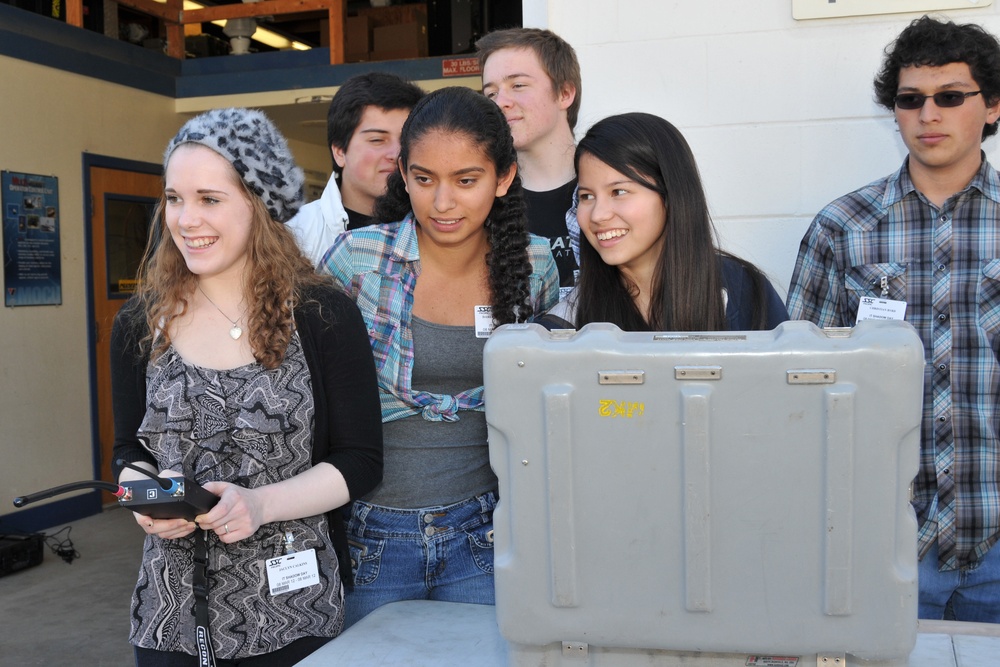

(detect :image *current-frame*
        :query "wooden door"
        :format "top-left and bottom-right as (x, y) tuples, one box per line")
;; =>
(89, 165), (161, 500)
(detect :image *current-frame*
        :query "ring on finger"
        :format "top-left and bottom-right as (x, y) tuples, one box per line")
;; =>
(224, 523), (230, 534)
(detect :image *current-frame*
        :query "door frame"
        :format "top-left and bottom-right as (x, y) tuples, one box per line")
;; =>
(83, 153), (161, 493)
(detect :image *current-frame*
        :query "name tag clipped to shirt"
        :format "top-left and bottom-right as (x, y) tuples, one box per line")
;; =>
(856, 297), (907, 323)
(265, 548), (319, 596)
(855, 275), (907, 323)
(475, 305), (494, 338)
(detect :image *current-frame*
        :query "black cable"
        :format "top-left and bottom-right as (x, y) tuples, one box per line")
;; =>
(115, 459), (176, 492)
(13, 480), (124, 507)
(42, 526), (80, 564)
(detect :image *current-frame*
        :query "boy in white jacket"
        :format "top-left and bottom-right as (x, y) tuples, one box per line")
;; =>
(288, 72), (424, 265)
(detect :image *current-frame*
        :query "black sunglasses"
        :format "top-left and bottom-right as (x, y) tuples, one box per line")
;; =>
(894, 90), (983, 110)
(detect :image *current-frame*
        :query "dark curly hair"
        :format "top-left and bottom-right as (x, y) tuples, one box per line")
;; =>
(373, 86), (535, 325)
(874, 15), (1000, 139)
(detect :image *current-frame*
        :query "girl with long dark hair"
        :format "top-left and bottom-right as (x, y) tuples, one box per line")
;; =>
(540, 112), (786, 331)
(321, 86), (559, 625)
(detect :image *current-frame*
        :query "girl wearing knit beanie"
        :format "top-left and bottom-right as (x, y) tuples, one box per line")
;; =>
(110, 107), (383, 666)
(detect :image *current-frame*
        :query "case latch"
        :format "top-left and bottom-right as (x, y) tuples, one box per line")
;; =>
(598, 370), (645, 385)
(562, 642), (588, 658)
(675, 365), (722, 380)
(822, 327), (853, 338)
(787, 369), (836, 384)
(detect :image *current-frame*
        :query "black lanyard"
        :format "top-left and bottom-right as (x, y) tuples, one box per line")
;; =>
(192, 528), (217, 667)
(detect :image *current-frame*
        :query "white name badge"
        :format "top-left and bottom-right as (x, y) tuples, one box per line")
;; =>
(856, 297), (907, 323)
(265, 548), (319, 596)
(475, 305), (494, 338)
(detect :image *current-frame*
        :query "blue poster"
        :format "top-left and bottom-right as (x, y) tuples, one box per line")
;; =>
(2, 171), (62, 306)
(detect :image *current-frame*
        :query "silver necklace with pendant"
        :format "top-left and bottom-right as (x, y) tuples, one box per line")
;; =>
(198, 285), (243, 340)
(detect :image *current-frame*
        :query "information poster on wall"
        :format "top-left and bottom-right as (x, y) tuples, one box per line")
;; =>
(2, 170), (62, 307)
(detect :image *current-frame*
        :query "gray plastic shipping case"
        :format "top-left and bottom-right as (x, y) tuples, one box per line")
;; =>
(483, 320), (925, 667)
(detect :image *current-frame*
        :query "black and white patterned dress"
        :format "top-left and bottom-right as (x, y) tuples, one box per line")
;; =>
(129, 332), (343, 659)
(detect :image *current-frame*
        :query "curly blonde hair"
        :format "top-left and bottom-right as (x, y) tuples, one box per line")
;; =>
(134, 173), (324, 369)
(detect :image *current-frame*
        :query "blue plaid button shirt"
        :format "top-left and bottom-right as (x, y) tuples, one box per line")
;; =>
(787, 156), (1000, 571)
(320, 214), (559, 424)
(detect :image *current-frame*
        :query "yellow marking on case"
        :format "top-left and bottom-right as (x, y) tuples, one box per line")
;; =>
(598, 400), (645, 418)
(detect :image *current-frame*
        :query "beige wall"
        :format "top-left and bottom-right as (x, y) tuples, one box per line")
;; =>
(1, 55), (175, 511)
(288, 138), (334, 187)
(0, 54), (331, 514)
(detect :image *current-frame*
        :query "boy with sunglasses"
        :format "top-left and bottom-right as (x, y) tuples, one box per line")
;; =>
(787, 15), (1000, 623)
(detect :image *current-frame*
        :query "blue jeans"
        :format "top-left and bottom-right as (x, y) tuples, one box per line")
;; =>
(919, 540), (1000, 622)
(343, 492), (496, 628)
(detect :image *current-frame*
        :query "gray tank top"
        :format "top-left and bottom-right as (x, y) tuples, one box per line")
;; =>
(365, 316), (496, 508)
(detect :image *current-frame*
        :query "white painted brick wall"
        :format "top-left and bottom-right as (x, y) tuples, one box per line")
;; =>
(531, 0), (1000, 297)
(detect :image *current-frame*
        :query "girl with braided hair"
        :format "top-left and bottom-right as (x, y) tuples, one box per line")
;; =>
(322, 86), (558, 625)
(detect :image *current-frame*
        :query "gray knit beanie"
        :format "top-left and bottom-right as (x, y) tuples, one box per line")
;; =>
(164, 107), (304, 223)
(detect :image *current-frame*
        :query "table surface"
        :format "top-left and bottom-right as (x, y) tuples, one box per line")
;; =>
(294, 600), (1000, 667)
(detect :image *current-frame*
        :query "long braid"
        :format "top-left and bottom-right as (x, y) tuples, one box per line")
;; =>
(486, 172), (533, 324)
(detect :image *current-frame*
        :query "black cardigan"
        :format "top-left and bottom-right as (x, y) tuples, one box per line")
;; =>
(109, 284), (383, 572)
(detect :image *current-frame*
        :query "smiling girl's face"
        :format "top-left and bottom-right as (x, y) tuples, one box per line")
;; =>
(576, 151), (667, 285)
(164, 143), (253, 282)
(402, 129), (515, 250)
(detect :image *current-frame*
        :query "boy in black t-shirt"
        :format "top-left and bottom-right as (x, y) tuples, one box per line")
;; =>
(478, 28), (581, 291)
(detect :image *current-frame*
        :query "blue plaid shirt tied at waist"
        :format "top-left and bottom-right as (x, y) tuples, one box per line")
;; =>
(321, 214), (559, 424)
